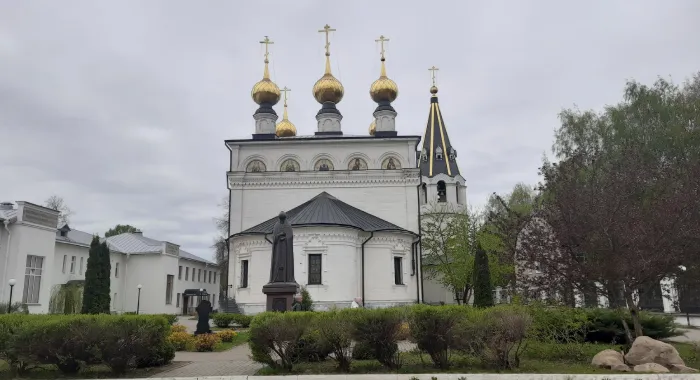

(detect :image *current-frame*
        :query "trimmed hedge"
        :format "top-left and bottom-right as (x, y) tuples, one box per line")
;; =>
(247, 304), (678, 373)
(212, 312), (252, 328)
(0, 314), (174, 375)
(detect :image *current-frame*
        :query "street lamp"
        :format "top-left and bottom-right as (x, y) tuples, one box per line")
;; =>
(7, 279), (16, 314)
(679, 266), (690, 327)
(136, 284), (142, 314)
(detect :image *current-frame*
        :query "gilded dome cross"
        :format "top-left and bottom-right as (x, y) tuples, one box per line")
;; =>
(280, 86), (291, 106)
(428, 66), (439, 86)
(318, 24), (336, 56)
(260, 36), (274, 62)
(375, 35), (390, 60)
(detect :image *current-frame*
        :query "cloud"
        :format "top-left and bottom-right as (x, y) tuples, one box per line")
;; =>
(2, 0), (699, 258)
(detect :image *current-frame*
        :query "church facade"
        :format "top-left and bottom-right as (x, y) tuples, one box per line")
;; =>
(226, 29), (433, 313)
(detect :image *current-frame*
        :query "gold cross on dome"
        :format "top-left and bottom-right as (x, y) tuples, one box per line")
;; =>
(318, 24), (336, 56)
(375, 35), (390, 59)
(260, 36), (274, 61)
(428, 66), (439, 86)
(280, 86), (291, 105)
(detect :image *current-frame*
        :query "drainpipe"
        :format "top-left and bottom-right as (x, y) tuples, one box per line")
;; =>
(2, 221), (12, 301)
(361, 232), (374, 307)
(416, 183), (424, 304)
(124, 253), (129, 313)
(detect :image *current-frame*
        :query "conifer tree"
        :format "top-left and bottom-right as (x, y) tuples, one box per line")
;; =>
(472, 244), (494, 307)
(82, 236), (112, 314)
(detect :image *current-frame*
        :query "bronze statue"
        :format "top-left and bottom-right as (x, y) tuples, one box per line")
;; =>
(269, 211), (296, 283)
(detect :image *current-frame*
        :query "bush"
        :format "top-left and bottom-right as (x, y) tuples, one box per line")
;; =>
(352, 340), (378, 360)
(0, 302), (28, 314)
(194, 333), (221, 352)
(313, 310), (354, 371)
(171, 324), (188, 333)
(523, 341), (618, 363)
(248, 311), (314, 370)
(212, 313), (235, 328)
(168, 331), (195, 351)
(218, 329), (237, 343)
(396, 321), (411, 341)
(478, 307), (531, 370)
(156, 314), (179, 325)
(352, 308), (403, 370)
(301, 286), (314, 311)
(409, 305), (467, 369)
(232, 313), (253, 328)
(0, 314), (173, 375)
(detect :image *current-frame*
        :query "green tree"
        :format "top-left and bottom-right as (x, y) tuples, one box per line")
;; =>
(472, 244), (493, 307)
(105, 224), (141, 237)
(104, 224), (141, 237)
(82, 236), (112, 314)
(300, 286), (314, 311)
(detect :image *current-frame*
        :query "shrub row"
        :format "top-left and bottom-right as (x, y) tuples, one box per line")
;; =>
(212, 313), (253, 328)
(0, 314), (174, 375)
(248, 304), (679, 373)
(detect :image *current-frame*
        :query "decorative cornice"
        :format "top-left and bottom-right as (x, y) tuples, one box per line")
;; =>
(228, 169), (420, 189)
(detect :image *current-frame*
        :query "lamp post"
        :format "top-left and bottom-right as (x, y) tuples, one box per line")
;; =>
(136, 284), (142, 314)
(7, 279), (16, 314)
(199, 288), (204, 305)
(679, 266), (690, 327)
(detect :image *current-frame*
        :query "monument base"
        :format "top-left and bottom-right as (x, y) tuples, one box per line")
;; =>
(262, 282), (299, 312)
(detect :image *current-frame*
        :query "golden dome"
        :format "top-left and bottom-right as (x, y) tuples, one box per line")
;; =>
(370, 59), (398, 103)
(430, 85), (438, 95)
(369, 120), (376, 136)
(251, 59), (280, 106)
(312, 56), (344, 104)
(276, 87), (296, 137)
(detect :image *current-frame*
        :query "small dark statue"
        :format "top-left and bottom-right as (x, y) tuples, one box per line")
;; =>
(269, 211), (296, 283)
(194, 299), (212, 335)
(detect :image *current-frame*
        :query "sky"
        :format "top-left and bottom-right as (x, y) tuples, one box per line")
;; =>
(1, 0), (699, 260)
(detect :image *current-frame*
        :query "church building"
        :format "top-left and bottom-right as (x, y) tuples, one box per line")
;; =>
(225, 28), (461, 313)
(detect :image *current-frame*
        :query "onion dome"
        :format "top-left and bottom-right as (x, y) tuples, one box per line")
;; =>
(276, 87), (296, 137)
(370, 57), (398, 103)
(312, 55), (344, 104)
(369, 120), (376, 136)
(251, 36), (280, 106)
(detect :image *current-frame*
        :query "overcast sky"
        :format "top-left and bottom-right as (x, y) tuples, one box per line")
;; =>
(1, 1), (698, 260)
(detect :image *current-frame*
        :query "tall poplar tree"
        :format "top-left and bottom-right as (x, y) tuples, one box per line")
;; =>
(82, 236), (112, 314)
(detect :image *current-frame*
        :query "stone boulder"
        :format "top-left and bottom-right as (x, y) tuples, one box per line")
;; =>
(633, 363), (670, 373)
(670, 364), (699, 373)
(591, 349), (626, 369)
(624, 336), (685, 368)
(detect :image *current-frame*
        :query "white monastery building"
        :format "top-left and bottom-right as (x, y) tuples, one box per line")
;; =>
(0, 201), (220, 314)
(226, 29), (467, 313)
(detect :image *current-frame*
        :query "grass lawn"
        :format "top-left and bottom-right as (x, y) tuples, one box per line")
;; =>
(0, 361), (183, 379)
(256, 341), (700, 376)
(213, 330), (249, 351)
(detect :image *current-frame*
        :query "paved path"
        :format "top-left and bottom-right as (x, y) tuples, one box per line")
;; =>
(667, 328), (700, 343)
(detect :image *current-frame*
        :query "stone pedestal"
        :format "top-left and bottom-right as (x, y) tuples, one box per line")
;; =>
(262, 282), (299, 312)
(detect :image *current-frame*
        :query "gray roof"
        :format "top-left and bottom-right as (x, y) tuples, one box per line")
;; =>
(234, 192), (416, 237)
(55, 226), (95, 247)
(0, 208), (18, 222)
(180, 249), (216, 265)
(105, 233), (164, 254)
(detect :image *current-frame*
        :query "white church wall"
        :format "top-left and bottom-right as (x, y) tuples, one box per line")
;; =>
(229, 228), (418, 314)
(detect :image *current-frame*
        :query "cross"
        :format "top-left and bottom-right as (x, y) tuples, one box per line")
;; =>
(375, 35), (389, 59)
(428, 66), (439, 86)
(318, 24), (336, 56)
(280, 86), (291, 105)
(260, 36), (274, 61)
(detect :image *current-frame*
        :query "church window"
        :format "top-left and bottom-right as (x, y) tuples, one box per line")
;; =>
(420, 183), (428, 205)
(185, 267), (189, 281)
(435, 146), (443, 160)
(455, 185), (460, 204)
(280, 159), (300, 172)
(437, 181), (447, 203)
(246, 160), (266, 173)
(308, 254), (322, 285)
(381, 156), (401, 170)
(393, 257), (403, 285)
(348, 157), (368, 171)
(314, 158), (334, 171)
(240, 260), (249, 288)
(448, 147), (457, 161)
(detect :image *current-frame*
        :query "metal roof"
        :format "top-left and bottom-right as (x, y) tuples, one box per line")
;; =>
(419, 93), (461, 178)
(0, 208), (18, 222)
(105, 233), (164, 254)
(234, 192), (416, 237)
(180, 249), (216, 265)
(55, 227), (95, 247)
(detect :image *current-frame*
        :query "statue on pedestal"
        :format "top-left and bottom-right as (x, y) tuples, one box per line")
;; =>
(262, 211), (299, 311)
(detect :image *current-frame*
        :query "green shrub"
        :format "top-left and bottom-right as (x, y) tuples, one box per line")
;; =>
(352, 340), (378, 360)
(248, 311), (314, 370)
(313, 310), (354, 372)
(583, 308), (678, 344)
(523, 341), (618, 363)
(478, 306), (532, 370)
(168, 331), (195, 351)
(232, 313), (253, 328)
(218, 329), (238, 343)
(409, 305), (467, 369)
(136, 340), (175, 368)
(156, 314), (179, 325)
(194, 333), (221, 352)
(527, 304), (589, 343)
(352, 308), (403, 370)
(97, 315), (172, 374)
(212, 313), (235, 328)
(301, 286), (314, 311)
(289, 328), (331, 363)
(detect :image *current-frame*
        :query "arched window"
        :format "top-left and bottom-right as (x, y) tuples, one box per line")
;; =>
(421, 183), (428, 205)
(381, 157), (401, 170)
(280, 159), (300, 172)
(455, 184), (460, 204)
(348, 157), (368, 171)
(314, 159), (334, 171)
(245, 160), (266, 173)
(437, 181), (447, 203)
(435, 146), (443, 160)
